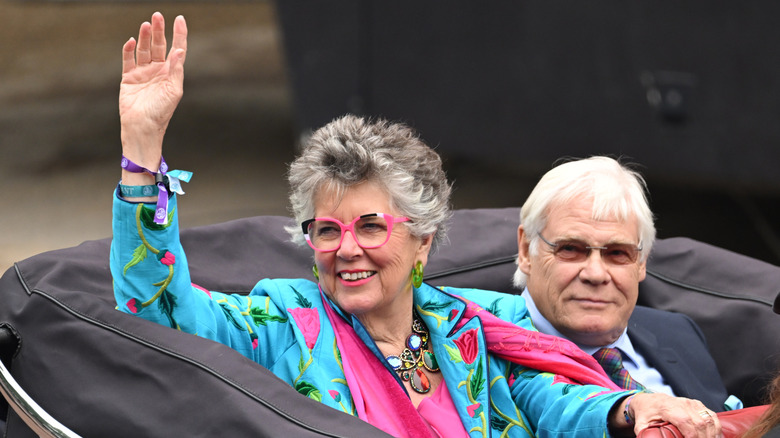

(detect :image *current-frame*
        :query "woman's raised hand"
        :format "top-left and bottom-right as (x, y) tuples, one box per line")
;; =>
(119, 12), (187, 175)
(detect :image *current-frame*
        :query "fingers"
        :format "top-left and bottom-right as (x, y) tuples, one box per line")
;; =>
(673, 402), (719, 438)
(170, 15), (188, 66)
(671, 405), (720, 438)
(130, 12), (184, 67)
(135, 21), (152, 65)
(631, 394), (721, 438)
(691, 408), (720, 438)
(150, 12), (167, 62)
(121, 38), (137, 74)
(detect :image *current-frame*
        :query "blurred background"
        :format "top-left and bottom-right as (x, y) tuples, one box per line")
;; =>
(1, 0), (779, 272)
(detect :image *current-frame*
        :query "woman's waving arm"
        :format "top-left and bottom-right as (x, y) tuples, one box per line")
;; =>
(119, 12), (187, 189)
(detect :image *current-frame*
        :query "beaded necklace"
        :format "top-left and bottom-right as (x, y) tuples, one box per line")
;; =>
(385, 312), (440, 394)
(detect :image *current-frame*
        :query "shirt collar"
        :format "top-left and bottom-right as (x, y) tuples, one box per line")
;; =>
(520, 288), (641, 366)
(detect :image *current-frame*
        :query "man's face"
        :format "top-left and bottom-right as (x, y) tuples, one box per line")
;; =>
(517, 197), (647, 347)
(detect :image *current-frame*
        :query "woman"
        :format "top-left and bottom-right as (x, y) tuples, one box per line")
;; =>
(112, 12), (721, 437)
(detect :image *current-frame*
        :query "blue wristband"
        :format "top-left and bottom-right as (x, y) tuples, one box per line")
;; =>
(623, 394), (636, 425)
(119, 184), (159, 198)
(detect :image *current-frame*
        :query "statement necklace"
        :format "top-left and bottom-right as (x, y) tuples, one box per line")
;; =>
(385, 312), (440, 394)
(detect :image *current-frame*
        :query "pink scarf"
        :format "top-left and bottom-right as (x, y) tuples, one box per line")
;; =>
(322, 292), (433, 438)
(457, 298), (620, 390)
(320, 290), (620, 438)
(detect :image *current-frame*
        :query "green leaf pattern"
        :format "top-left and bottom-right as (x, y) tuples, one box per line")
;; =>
(295, 381), (322, 401)
(219, 302), (245, 331)
(470, 361), (486, 400)
(123, 245), (147, 275)
(158, 289), (178, 329)
(249, 307), (288, 326)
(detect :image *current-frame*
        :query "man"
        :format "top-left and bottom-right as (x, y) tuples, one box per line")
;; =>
(513, 156), (738, 412)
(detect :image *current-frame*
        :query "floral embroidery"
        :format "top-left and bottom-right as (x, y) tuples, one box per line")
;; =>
(124, 245), (147, 275)
(489, 388), (533, 437)
(448, 328), (488, 436)
(122, 205), (178, 329)
(248, 307), (288, 326)
(289, 307), (320, 350)
(330, 339), (355, 415)
(295, 380), (322, 401)
(214, 298), (272, 349)
(292, 287), (313, 308)
(417, 299), (455, 327)
(468, 402), (483, 417)
(448, 308), (459, 321)
(490, 414), (510, 432)
(158, 289), (178, 329)
(157, 250), (176, 266)
(454, 328), (480, 365)
(287, 287), (323, 401)
(486, 298), (503, 318)
(219, 302), (245, 330)
(126, 298), (139, 314)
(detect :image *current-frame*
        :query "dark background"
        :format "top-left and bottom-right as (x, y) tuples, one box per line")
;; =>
(275, 1), (780, 266)
(1, 1), (778, 270)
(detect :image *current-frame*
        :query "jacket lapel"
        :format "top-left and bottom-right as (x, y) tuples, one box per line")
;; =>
(415, 285), (492, 436)
(628, 323), (688, 393)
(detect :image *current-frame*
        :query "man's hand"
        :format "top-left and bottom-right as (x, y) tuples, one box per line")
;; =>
(628, 393), (722, 438)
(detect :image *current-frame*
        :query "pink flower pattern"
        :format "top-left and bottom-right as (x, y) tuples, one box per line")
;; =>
(288, 307), (320, 350)
(158, 251), (176, 266)
(126, 298), (138, 314)
(454, 328), (479, 364)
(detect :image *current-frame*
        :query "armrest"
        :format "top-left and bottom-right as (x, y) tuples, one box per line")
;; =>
(0, 326), (80, 438)
(637, 405), (770, 438)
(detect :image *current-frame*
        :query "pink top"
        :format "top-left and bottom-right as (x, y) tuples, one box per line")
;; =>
(417, 381), (469, 438)
(322, 289), (468, 438)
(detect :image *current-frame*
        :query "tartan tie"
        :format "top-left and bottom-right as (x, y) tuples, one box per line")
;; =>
(593, 347), (646, 391)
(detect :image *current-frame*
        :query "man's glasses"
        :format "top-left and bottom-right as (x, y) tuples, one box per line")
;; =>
(301, 213), (410, 252)
(537, 233), (642, 265)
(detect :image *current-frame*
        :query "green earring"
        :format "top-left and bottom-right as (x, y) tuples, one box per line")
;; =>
(412, 261), (424, 289)
(312, 264), (319, 281)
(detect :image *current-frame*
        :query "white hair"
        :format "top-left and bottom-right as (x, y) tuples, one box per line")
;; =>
(513, 156), (656, 288)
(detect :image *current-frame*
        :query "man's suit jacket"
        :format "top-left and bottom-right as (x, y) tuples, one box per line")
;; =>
(628, 305), (730, 411)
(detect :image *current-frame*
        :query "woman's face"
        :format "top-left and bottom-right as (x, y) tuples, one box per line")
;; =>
(312, 181), (433, 319)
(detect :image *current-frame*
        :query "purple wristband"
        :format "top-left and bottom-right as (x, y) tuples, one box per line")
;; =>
(121, 155), (170, 224)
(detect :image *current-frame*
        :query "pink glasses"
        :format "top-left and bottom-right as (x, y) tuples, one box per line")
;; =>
(301, 213), (410, 252)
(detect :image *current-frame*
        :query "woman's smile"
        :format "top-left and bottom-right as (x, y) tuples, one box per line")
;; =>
(338, 269), (377, 285)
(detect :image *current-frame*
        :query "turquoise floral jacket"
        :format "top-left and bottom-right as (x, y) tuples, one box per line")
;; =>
(111, 194), (629, 437)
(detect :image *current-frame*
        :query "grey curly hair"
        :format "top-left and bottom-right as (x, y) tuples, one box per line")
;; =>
(286, 115), (452, 251)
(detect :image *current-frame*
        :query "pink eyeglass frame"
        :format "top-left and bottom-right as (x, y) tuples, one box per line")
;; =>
(301, 213), (410, 252)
